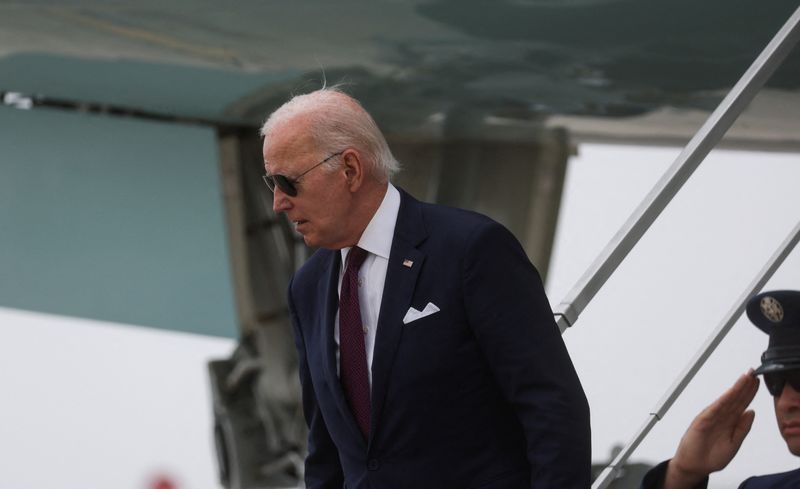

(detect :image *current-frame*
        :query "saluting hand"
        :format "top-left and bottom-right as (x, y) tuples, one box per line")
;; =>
(663, 371), (759, 489)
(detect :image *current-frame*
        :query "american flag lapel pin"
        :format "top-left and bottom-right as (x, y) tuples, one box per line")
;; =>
(402, 259), (414, 268)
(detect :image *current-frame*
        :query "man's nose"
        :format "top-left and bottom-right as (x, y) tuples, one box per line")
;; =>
(272, 187), (291, 213)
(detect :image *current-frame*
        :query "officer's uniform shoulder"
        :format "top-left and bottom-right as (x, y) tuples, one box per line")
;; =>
(740, 467), (800, 489)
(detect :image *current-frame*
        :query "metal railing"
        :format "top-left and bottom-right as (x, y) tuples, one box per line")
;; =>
(554, 5), (800, 335)
(546, 6), (800, 488)
(592, 221), (800, 488)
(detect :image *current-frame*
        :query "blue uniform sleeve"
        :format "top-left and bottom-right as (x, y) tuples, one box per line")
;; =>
(639, 460), (709, 489)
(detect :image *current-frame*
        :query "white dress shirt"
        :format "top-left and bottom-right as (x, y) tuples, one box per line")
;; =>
(335, 184), (400, 386)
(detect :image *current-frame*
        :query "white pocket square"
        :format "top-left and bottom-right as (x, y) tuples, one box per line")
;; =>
(402, 302), (440, 324)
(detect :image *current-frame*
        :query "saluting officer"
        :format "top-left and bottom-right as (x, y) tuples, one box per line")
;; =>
(641, 290), (800, 489)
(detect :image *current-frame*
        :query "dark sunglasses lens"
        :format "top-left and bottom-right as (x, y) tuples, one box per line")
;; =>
(764, 373), (785, 396)
(787, 370), (800, 393)
(763, 370), (800, 396)
(264, 175), (298, 196)
(274, 175), (298, 196)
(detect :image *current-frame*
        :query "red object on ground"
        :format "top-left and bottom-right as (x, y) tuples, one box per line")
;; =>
(149, 475), (177, 489)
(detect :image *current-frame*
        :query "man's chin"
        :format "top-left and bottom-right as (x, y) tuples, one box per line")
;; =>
(300, 231), (348, 250)
(293, 224), (315, 246)
(301, 233), (329, 249)
(784, 437), (800, 456)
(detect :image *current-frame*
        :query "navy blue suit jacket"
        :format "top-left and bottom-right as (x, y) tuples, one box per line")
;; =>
(288, 188), (591, 489)
(641, 461), (800, 489)
(738, 468), (800, 488)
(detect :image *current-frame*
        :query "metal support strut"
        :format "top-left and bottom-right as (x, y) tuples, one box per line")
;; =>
(554, 5), (800, 334)
(592, 220), (800, 489)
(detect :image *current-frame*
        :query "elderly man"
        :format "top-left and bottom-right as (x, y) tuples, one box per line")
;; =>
(260, 88), (590, 489)
(641, 290), (800, 489)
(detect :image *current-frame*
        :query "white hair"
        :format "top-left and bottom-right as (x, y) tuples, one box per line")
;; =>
(260, 87), (400, 182)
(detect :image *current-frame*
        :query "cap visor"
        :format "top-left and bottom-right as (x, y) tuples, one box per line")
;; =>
(754, 362), (800, 375)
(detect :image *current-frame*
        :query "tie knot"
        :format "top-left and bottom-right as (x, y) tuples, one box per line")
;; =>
(346, 246), (368, 272)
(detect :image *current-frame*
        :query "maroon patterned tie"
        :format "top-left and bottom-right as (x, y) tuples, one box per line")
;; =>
(339, 246), (370, 437)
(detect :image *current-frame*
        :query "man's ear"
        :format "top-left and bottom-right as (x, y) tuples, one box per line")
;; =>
(342, 149), (365, 192)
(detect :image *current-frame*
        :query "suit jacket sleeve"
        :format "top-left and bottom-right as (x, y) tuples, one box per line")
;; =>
(639, 460), (709, 489)
(288, 279), (344, 489)
(462, 220), (591, 488)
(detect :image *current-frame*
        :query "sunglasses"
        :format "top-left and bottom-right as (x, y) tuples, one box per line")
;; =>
(263, 151), (344, 197)
(763, 369), (800, 396)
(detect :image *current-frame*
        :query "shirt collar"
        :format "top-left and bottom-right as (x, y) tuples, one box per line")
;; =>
(341, 183), (400, 264)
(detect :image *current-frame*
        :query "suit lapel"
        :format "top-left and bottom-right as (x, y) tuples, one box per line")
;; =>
(318, 250), (366, 444)
(370, 190), (427, 443)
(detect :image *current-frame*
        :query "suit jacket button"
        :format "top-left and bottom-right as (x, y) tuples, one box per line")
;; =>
(367, 459), (380, 471)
